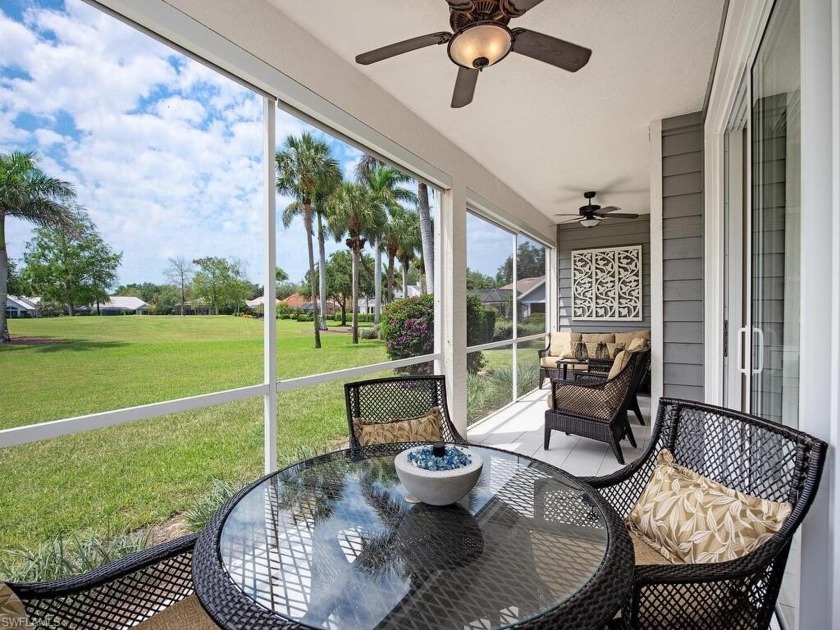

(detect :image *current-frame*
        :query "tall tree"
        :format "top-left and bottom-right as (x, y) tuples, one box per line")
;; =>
(327, 182), (386, 344)
(277, 133), (341, 348)
(165, 256), (193, 316)
(0, 151), (76, 342)
(192, 256), (248, 315)
(312, 175), (340, 331)
(21, 209), (121, 316)
(496, 242), (546, 285)
(417, 182), (434, 294)
(394, 210), (421, 299)
(362, 165), (416, 324)
(357, 154), (433, 294)
(325, 250), (374, 326)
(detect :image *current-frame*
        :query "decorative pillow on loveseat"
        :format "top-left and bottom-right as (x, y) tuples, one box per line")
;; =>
(353, 409), (443, 447)
(626, 449), (792, 564)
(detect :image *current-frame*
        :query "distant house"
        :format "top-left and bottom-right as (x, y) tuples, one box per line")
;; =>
(281, 293), (337, 314)
(501, 276), (546, 318)
(468, 287), (513, 316)
(5, 295), (38, 318)
(99, 296), (148, 315)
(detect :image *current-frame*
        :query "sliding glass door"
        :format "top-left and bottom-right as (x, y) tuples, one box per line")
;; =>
(749, 0), (800, 429)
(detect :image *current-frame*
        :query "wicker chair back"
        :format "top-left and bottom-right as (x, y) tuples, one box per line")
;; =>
(344, 375), (466, 450)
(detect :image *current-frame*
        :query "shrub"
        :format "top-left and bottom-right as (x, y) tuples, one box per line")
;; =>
(493, 317), (513, 341)
(360, 325), (379, 340)
(0, 528), (152, 583)
(184, 479), (249, 532)
(381, 295), (434, 373)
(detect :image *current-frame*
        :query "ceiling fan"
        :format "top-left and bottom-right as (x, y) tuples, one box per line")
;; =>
(554, 191), (639, 228)
(355, 0), (592, 108)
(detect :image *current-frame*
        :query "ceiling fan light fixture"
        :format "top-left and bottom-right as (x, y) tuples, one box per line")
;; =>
(579, 217), (602, 228)
(447, 22), (512, 69)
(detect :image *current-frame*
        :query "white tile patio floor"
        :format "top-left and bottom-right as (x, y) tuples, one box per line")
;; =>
(467, 387), (653, 477)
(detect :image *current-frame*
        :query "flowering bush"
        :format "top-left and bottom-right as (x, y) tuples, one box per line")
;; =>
(381, 296), (434, 373)
(381, 295), (493, 374)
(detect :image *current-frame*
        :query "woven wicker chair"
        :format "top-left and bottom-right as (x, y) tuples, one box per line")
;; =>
(3, 534), (218, 629)
(583, 398), (827, 630)
(344, 375), (466, 450)
(544, 351), (643, 464)
(576, 349), (652, 426)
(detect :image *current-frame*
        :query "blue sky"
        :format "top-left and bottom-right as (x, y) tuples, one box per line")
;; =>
(0, 0), (507, 288)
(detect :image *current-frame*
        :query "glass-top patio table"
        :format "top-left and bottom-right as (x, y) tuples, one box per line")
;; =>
(192, 444), (633, 630)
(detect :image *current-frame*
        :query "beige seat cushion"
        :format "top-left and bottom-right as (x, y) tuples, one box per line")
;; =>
(614, 330), (651, 346)
(581, 333), (615, 344)
(540, 355), (561, 368)
(546, 386), (612, 420)
(627, 449), (792, 564)
(136, 595), (220, 629)
(0, 584), (28, 628)
(353, 409), (443, 447)
(608, 350), (631, 379)
(629, 529), (673, 565)
(540, 356), (586, 370)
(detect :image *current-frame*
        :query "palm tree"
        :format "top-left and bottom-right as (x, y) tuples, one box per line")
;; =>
(312, 176), (341, 331)
(394, 211), (421, 299)
(276, 133), (340, 349)
(362, 166), (416, 324)
(0, 151), (76, 344)
(327, 182), (386, 344)
(357, 154), (433, 295)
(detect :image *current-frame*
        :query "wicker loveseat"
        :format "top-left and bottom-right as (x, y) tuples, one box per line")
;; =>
(538, 329), (651, 388)
(583, 398), (827, 629)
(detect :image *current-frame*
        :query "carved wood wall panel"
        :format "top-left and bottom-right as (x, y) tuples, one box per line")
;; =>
(571, 245), (643, 321)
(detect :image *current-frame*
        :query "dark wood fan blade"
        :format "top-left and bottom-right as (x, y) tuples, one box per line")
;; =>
(507, 0), (547, 12)
(600, 213), (639, 219)
(356, 32), (451, 65)
(511, 29), (592, 72)
(598, 205), (622, 213)
(451, 67), (479, 108)
(445, 0), (475, 10)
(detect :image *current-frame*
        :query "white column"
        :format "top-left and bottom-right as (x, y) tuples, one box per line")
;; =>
(263, 97), (278, 473)
(441, 181), (468, 437)
(799, 0), (836, 627)
(649, 119), (665, 405)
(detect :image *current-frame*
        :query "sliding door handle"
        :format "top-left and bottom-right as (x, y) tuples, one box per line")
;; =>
(752, 327), (765, 375)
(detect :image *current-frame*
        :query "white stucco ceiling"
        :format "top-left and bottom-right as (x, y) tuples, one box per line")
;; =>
(268, 0), (725, 222)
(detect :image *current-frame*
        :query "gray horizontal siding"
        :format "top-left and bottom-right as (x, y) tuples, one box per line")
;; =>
(662, 111), (704, 399)
(556, 216), (651, 333)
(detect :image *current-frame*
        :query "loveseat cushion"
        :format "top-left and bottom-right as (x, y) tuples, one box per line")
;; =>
(627, 449), (792, 564)
(548, 331), (579, 358)
(581, 333), (615, 344)
(614, 330), (651, 346)
(353, 409), (443, 447)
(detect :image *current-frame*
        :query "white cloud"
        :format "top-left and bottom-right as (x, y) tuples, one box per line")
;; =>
(0, 0), (395, 287)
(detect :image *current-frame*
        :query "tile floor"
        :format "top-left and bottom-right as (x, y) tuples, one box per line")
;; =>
(468, 387), (653, 476)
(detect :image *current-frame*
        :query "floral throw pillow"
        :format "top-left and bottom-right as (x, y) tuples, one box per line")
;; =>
(626, 449), (792, 564)
(353, 409), (443, 447)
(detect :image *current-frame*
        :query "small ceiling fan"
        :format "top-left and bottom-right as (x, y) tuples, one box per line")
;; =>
(355, 0), (592, 108)
(554, 191), (639, 228)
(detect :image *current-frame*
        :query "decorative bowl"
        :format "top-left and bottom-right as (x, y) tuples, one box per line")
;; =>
(394, 445), (483, 506)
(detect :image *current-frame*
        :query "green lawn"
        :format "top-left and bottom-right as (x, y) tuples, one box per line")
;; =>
(0, 316), (389, 553)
